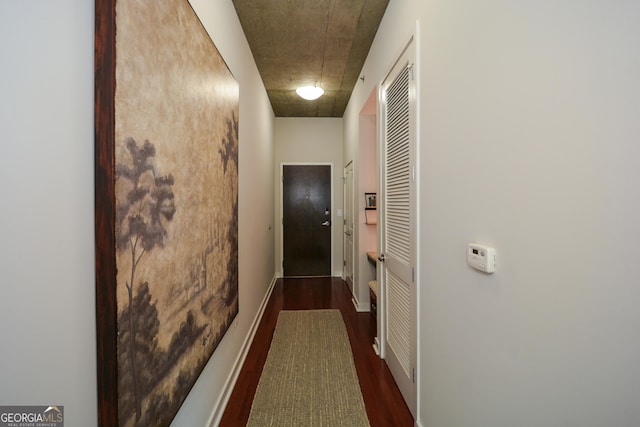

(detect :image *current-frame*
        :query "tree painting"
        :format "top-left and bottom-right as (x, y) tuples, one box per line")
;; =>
(218, 113), (238, 175)
(113, 126), (239, 426)
(115, 138), (176, 423)
(100, 1), (241, 425)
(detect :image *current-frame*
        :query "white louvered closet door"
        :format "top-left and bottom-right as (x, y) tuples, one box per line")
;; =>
(380, 39), (416, 417)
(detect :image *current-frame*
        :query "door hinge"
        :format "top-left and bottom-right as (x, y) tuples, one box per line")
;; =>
(412, 267), (415, 282)
(343, 260), (346, 267)
(408, 63), (415, 80)
(411, 165), (415, 182)
(412, 367), (416, 383)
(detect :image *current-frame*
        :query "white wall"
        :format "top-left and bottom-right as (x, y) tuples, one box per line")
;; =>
(274, 118), (344, 277)
(0, 1), (275, 426)
(0, 2), (96, 426)
(344, 1), (640, 426)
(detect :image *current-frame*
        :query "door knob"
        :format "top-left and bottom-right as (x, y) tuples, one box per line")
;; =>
(378, 253), (386, 262)
(321, 220), (331, 226)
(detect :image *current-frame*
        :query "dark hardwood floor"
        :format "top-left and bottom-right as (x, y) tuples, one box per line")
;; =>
(219, 277), (414, 427)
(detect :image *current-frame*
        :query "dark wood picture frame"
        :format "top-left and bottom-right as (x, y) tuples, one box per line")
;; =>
(95, 1), (118, 425)
(95, 1), (239, 425)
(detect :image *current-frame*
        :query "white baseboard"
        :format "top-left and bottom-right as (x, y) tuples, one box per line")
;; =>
(351, 296), (370, 312)
(207, 274), (277, 426)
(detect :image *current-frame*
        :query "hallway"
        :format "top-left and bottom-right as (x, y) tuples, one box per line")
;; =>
(220, 277), (413, 426)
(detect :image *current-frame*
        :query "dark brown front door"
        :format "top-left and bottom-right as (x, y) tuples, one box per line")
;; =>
(282, 165), (332, 276)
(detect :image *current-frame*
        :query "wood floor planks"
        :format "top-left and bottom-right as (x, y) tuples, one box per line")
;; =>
(219, 277), (414, 427)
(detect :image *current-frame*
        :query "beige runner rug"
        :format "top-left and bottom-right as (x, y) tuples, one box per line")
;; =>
(247, 309), (370, 427)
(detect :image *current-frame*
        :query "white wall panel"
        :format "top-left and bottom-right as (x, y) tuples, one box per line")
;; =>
(344, 1), (640, 426)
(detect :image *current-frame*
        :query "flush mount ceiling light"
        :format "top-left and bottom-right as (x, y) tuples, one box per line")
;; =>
(296, 85), (324, 100)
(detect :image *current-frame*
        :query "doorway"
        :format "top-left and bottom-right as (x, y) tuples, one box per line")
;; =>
(343, 162), (354, 292)
(282, 164), (333, 276)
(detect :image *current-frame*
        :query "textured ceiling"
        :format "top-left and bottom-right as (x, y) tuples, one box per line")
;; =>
(232, 0), (389, 117)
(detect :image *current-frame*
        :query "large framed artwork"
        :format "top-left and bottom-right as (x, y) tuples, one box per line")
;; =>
(95, 1), (239, 425)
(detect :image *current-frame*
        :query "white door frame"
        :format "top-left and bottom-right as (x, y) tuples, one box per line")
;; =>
(343, 161), (354, 292)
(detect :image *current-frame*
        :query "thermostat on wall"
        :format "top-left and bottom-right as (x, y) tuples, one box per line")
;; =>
(467, 243), (496, 273)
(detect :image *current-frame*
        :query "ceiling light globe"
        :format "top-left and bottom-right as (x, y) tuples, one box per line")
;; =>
(296, 85), (324, 100)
